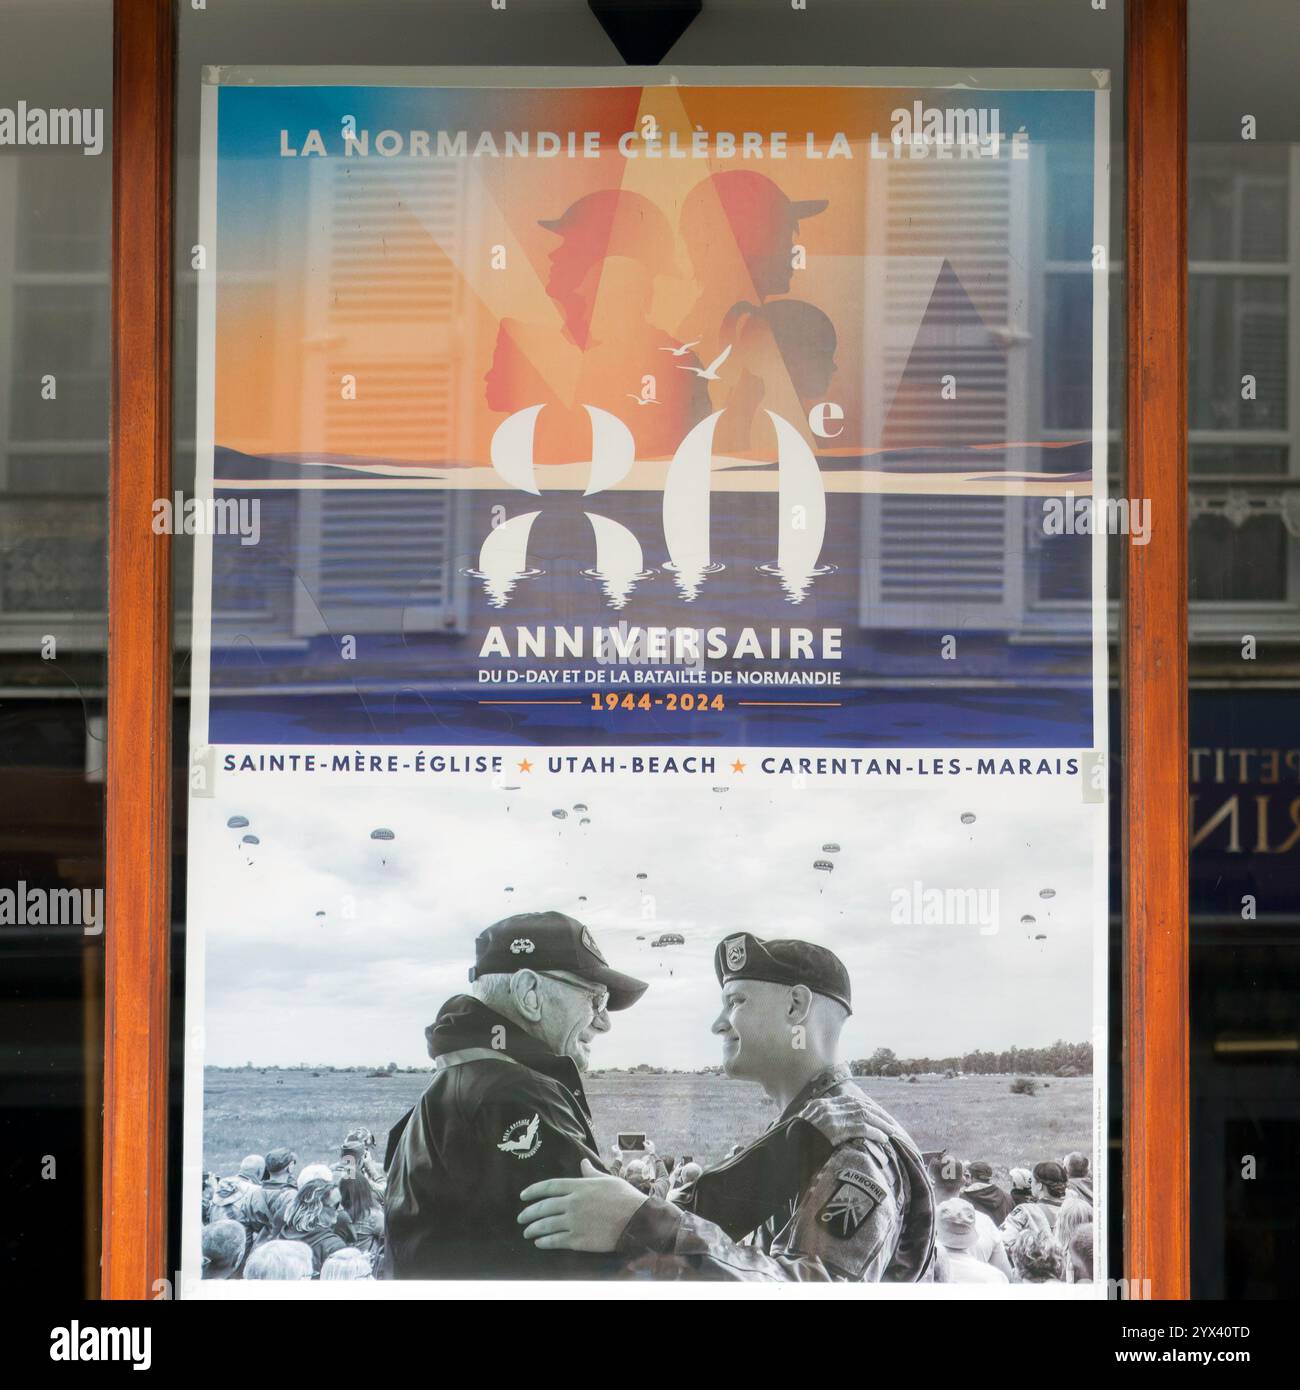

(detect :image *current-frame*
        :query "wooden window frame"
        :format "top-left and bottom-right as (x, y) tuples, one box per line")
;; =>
(102, 0), (1190, 1298)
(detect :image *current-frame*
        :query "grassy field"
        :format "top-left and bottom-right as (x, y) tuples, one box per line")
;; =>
(203, 1068), (1093, 1185)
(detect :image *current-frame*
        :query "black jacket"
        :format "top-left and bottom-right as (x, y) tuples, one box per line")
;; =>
(383, 996), (620, 1280)
(962, 1180), (1014, 1226)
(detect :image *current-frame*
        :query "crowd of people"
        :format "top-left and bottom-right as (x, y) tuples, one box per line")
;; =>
(201, 1126), (1094, 1286)
(200, 1130), (387, 1281)
(199, 1133), (719, 1281)
(928, 1151), (1096, 1286)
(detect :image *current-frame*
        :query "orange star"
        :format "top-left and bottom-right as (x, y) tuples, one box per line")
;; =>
(518, 758), (533, 773)
(731, 759), (746, 773)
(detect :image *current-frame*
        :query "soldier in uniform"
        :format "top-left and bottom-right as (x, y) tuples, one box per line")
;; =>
(383, 911), (649, 1279)
(518, 932), (936, 1281)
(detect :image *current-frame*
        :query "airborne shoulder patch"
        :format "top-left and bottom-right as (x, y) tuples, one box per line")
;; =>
(834, 1167), (888, 1206)
(816, 1166), (891, 1239)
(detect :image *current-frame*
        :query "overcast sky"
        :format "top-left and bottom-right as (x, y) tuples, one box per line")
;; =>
(192, 766), (1099, 1070)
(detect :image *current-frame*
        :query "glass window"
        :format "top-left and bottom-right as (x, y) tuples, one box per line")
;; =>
(1189, 0), (1300, 1301)
(0, 0), (111, 1300)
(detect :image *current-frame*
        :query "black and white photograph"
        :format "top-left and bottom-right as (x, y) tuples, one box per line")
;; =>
(184, 771), (1103, 1292)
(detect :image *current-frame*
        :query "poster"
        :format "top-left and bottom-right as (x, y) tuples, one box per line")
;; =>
(182, 67), (1110, 1296)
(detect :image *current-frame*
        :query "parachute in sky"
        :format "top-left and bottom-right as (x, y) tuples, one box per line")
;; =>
(573, 803), (588, 813)
(960, 812), (976, 826)
(552, 809), (568, 820)
(370, 826), (395, 866)
(813, 859), (834, 873)
(822, 842), (841, 853)
(227, 816), (249, 829)
(1039, 888), (1056, 900)
(1020, 915), (1036, 926)
(241, 834), (260, 845)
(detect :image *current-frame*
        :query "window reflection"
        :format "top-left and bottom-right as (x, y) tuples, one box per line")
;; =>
(1189, 0), (1300, 1302)
(0, 0), (110, 1300)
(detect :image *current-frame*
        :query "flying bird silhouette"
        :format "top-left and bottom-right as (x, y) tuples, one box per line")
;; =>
(659, 339), (701, 357)
(677, 343), (733, 380)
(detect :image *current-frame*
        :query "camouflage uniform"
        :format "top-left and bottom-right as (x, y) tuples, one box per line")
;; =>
(243, 1174), (298, 1247)
(616, 1064), (935, 1282)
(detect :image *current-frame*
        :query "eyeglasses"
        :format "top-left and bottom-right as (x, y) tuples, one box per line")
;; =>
(540, 971), (610, 1017)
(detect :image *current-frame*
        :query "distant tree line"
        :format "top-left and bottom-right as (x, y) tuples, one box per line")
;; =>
(850, 1041), (1092, 1078)
(222, 1046), (1091, 1078)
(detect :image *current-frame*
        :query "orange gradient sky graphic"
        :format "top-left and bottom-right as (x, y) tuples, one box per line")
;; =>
(213, 85), (897, 467)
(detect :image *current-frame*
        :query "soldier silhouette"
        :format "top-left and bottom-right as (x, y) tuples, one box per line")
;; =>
(677, 171), (828, 371)
(485, 188), (708, 464)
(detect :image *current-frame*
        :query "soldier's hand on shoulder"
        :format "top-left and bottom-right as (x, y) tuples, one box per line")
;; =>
(517, 1158), (649, 1252)
(801, 1094), (890, 1149)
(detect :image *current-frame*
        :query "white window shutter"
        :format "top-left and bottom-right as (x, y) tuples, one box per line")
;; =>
(294, 158), (473, 636)
(861, 155), (1030, 630)
(293, 487), (467, 636)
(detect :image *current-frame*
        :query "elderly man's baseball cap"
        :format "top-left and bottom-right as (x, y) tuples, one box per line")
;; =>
(714, 932), (852, 1013)
(967, 1160), (994, 1182)
(936, 1198), (980, 1250)
(469, 911), (648, 1011)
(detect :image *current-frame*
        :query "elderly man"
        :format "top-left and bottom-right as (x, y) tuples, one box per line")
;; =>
(383, 911), (649, 1279)
(518, 932), (936, 1281)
